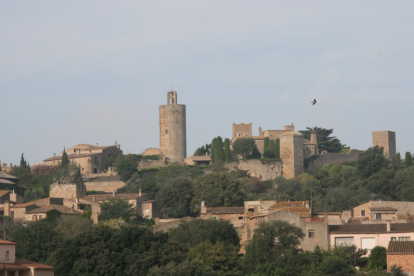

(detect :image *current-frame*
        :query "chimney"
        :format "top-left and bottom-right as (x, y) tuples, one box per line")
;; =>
(53, 153), (56, 157)
(139, 189), (142, 197)
(96, 143), (99, 147)
(387, 221), (391, 232)
(93, 196), (96, 202)
(4, 202), (10, 217)
(201, 201), (206, 214)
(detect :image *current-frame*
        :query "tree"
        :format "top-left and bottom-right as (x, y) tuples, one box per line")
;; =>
(263, 137), (270, 158)
(98, 197), (140, 222)
(299, 127), (346, 153)
(156, 178), (194, 218)
(55, 216), (93, 239)
(268, 139), (275, 158)
(368, 246), (387, 269)
(188, 241), (242, 276)
(191, 172), (244, 214)
(392, 153), (402, 170)
(108, 142), (123, 167)
(224, 138), (231, 161)
(405, 152), (412, 168)
(114, 154), (140, 182)
(61, 148), (69, 168)
(213, 136), (225, 162)
(247, 144), (261, 159)
(357, 146), (389, 177)
(243, 221), (305, 274)
(148, 260), (219, 276)
(9, 221), (64, 263)
(275, 138), (280, 158)
(211, 138), (216, 161)
(10, 153), (33, 187)
(168, 219), (240, 249)
(317, 256), (353, 276)
(232, 138), (256, 159)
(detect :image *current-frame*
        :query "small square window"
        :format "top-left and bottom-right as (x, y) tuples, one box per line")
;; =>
(6, 251), (9, 260)
(399, 237), (410, 241)
(391, 237), (397, 242)
(308, 230), (315, 238)
(376, 213), (381, 220)
(361, 210), (365, 216)
(238, 216), (243, 220)
(10, 211), (14, 218)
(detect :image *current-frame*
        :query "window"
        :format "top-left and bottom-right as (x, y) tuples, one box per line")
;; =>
(399, 237), (410, 241)
(391, 237), (397, 242)
(10, 211), (14, 218)
(361, 210), (365, 216)
(361, 238), (376, 250)
(74, 149), (76, 152)
(376, 213), (381, 220)
(165, 130), (168, 134)
(39, 215), (42, 219)
(335, 237), (354, 246)
(238, 216), (243, 220)
(6, 251), (9, 260)
(308, 230), (315, 238)
(32, 215), (37, 221)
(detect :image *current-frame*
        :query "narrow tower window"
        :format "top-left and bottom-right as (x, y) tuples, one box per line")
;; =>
(165, 130), (168, 134)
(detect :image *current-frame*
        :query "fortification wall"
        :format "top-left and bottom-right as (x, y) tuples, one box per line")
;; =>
(280, 132), (304, 179)
(138, 159), (167, 170)
(225, 159), (282, 180)
(144, 148), (163, 156)
(232, 123), (252, 138)
(304, 149), (364, 173)
(50, 182), (86, 199)
(84, 181), (126, 193)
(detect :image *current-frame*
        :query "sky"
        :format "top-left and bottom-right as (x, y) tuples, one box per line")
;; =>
(1, 1), (413, 165)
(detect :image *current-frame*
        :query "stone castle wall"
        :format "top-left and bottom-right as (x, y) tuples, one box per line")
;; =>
(159, 103), (186, 163)
(232, 123), (252, 137)
(50, 182), (86, 199)
(304, 149), (364, 174)
(280, 132), (303, 179)
(225, 159), (282, 180)
(372, 131), (396, 159)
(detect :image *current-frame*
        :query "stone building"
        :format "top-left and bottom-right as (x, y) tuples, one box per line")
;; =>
(159, 90), (187, 163)
(1, 163), (13, 173)
(43, 143), (121, 174)
(373, 131), (396, 159)
(353, 200), (414, 224)
(0, 171), (18, 185)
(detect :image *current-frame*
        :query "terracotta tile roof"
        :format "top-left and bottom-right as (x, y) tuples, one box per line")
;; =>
(0, 179), (15, 184)
(43, 152), (101, 162)
(0, 172), (18, 179)
(15, 259), (54, 269)
(0, 190), (10, 197)
(82, 193), (146, 202)
(0, 239), (16, 245)
(272, 207), (312, 217)
(272, 201), (309, 208)
(204, 207), (244, 214)
(142, 200), (157, 204)
(12, 203), (37, 208)
(388, 241), (414, 254)
(25, 205), (82, 215)
(3, 262), (30, 270)
(318, 212), (343, 215)
(330, 223), (414, 234)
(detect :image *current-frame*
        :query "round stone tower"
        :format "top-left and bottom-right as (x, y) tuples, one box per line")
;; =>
(159, 90), (187, 162)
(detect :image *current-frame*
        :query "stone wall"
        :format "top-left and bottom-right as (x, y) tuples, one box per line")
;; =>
(305, 149), (364, 174)
(143, 148), (163, 156)
(280, 132), (304, 179)
(153, 217), (195, 232)
(232, 123), (252, 138)
(138, 159), (167, 170)
(84, 181), (126, 193)
(387, 254), (414, 275)
(373, 131), (396, 159)
(50, 182), (86, 199)
(225, 159), (282, 180)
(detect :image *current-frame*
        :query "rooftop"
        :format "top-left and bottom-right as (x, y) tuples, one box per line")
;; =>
(204, 207), (244, 214)
(388, 241), (414, 254)
(0, 239), (16, 245)
(82, 193), (146, 202)
(15, 259), (54, 270)
(0, 172), (18, 179)
(330, 223), (414, 234)
(0, 190), (10, 197)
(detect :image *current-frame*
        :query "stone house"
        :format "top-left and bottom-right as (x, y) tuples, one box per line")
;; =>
(142, 200), (162, 219)
(387, 241), (414, 275)
(0, 163), (13, 173)
(43, 143), (121, 174)
(353, 201), (414, 223)
(0, 239), (54, 275)
(329, 223), (414, 255)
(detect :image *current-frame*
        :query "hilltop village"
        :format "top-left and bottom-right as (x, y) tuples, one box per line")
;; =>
(1, 90), (413, 275)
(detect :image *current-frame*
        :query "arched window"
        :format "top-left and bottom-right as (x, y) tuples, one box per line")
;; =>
(93, 167), (98, 174)
(165, 130), (168, 134)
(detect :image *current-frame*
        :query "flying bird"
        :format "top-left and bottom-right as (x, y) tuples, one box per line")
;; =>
(311, 99), (317, 105)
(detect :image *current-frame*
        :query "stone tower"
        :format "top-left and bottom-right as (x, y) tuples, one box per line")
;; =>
(280, 131), (304, 179)
(372, 131), (396, 159)
(159, 90), (187, 162)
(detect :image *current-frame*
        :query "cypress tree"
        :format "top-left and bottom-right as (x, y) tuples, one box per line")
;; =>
(406, 152), (413, 167)
(62, 148), (70, 167)
(263, 137), (270, 158)
(210, 138), (216, 161)
(215, 136), (225, 161)
(224, 138), (231, 161)
(20, 154), (27, 168)
(275, 138), (280, 159)
(269, 140), (275, 158)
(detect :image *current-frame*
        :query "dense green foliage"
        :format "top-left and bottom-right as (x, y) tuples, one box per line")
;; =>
(405, 152), (412, 167)
(156, 178), (195, 218)
(114, 154), (141, 181)
(193, 144), (211, 156)
(232, 138), (256, 159)
(368, 246), (387, 270)
(299, 127), (346, 153)
(224, 138), (231, 161)
(98, 197), (142, 222)
(108, 142), (123, 167)
(357, 146), (388, 177)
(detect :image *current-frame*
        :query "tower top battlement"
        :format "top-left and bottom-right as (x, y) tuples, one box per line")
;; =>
(167, 90), (177, 105)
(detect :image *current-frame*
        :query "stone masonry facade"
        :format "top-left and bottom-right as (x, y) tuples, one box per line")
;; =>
(373, 131), (396, 159)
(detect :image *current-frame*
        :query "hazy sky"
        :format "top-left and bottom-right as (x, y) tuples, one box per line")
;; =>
(1, 1), (413, 165)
